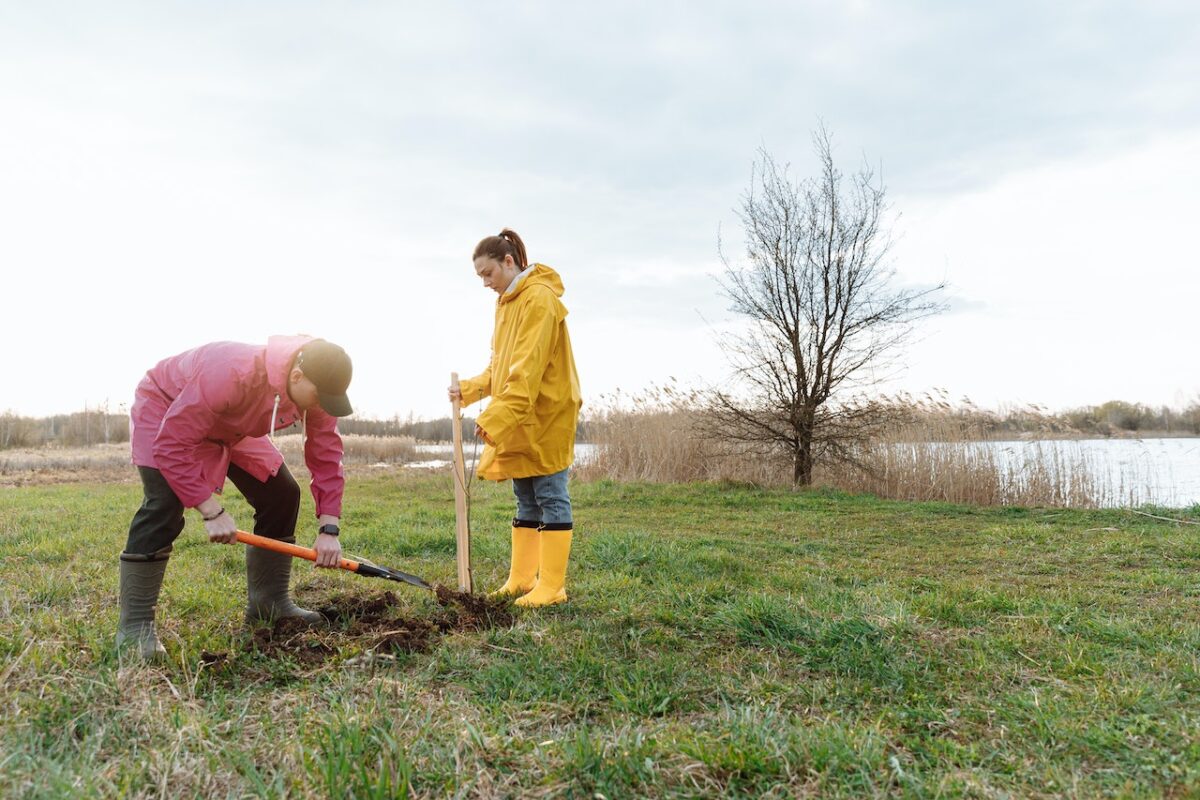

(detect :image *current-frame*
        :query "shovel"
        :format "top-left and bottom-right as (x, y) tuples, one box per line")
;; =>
(235, 530), (433, 591)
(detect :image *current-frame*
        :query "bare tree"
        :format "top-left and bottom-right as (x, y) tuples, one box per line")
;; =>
(711, 127), (944, 486)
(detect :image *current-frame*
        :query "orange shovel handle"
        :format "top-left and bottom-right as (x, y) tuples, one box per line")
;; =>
(235, 530), (362, 573)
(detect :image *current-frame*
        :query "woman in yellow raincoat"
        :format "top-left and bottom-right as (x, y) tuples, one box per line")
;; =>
(449, 229), (582, 607)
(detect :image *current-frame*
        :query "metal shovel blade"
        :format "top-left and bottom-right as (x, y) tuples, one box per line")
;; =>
(355, 561), (434, 591)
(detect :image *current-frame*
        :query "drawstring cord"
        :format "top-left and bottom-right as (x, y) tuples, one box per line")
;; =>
(268, 395), (305, 446)
(269, 394), (280, 442)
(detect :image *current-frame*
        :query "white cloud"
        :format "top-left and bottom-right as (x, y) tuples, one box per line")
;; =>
(888, 132), (1200, 409)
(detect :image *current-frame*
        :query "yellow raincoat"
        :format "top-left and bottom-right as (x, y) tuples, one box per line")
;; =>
(459, 264), (582, 481)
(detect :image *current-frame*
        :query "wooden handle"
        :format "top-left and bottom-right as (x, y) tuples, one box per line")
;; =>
(235, 530), (361, 573)
(450, 371), (473, 592)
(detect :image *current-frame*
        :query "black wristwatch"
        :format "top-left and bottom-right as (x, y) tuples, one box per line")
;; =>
(318, 523), (340, 537)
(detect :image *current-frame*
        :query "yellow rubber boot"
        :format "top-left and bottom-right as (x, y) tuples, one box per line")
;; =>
(490, 521), (541, 598)
(516, 526), (572, 607)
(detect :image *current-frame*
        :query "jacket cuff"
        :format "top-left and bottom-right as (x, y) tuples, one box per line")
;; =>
(315, 499), (343, 519)
(313, 482), (344, 519)
(457, 377), (488, 406)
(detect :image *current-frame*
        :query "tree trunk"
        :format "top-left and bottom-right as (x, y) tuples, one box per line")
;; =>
(793, 440), (814, 486)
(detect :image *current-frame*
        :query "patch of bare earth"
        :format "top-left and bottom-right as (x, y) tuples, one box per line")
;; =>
(204, 588), (515, 670)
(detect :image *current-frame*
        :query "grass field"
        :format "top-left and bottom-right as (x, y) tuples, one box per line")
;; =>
(3, 471), (1200, 798)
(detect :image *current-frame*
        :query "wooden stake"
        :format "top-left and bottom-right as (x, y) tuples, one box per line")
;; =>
(450, 371), (473, 592)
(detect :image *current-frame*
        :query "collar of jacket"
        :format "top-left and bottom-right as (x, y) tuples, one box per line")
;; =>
(504, 264), (535, 295)
(498, 263), (564, 305)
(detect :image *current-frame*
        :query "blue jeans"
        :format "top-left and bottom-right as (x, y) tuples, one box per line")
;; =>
(512, 468), (572, 529)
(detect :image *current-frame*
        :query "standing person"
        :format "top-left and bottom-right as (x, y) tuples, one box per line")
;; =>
(118, 335), (354, 658)
(450, 229), (582, 607)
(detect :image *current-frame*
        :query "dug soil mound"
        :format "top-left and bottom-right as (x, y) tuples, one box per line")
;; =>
(245, 586), (515, 666)
(251, 617), (338, 665)
(434, 585), (516, 630)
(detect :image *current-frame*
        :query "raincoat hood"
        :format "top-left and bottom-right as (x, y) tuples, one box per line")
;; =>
(499, 264), (564, 305)
(264, 334), (310, 399)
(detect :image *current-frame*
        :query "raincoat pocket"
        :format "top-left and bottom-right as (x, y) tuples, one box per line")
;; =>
(502, 421), (534, 457)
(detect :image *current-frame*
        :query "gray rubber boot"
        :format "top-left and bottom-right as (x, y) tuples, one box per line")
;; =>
(245, 538), (323, 625)
(116, 549), (171, 659)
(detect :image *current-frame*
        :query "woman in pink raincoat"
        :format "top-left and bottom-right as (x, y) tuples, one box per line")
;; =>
(117, 335), (353, 658)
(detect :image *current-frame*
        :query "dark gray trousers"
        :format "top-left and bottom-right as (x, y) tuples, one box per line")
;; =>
(124, 463), (301, 557)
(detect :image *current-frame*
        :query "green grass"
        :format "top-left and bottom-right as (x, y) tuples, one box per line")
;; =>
(2, 472), (1200, 797)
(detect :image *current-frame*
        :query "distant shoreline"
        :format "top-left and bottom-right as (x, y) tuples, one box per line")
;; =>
(918, 431), (1200, 443)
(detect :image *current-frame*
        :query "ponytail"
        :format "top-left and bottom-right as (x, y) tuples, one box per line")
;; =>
(473, 228), (528, 270)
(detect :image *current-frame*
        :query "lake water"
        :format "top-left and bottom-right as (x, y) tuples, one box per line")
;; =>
(408, 442), (598, 471)
(981, 437), (1200, 508)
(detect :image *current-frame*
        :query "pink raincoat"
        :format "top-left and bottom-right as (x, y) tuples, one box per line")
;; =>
(130, 335), (345, 517)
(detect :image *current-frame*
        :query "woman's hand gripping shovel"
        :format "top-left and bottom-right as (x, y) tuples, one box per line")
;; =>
(235, 531), (433, 591)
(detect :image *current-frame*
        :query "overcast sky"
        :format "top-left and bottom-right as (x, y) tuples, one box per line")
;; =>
(1, 1), (1196, 420)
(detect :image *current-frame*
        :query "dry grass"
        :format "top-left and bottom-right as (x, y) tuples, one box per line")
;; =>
(576, 408), (783, 484)
(0, 436), (420, 486)
(0, 443), (132, 472)
(578, 391), (1157, 507)
(0, 443), (134, 487)
(576, 387), (784, 485)
(276, 434), (418, 465)
(0, 407), (1162, 509)
(817, 432), (1115, 508)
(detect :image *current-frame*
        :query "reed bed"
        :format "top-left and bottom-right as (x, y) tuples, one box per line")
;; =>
(0, 436), (420, 484)
(576, 387), (786, 485)
(276, 434), (418, 465)
(0, 443), (132, 474)
(578, 392), (1153, 507)
(576, 408), (783, 484)
(0, 409), (1158, 508)
(818, 437), (1120, 508)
